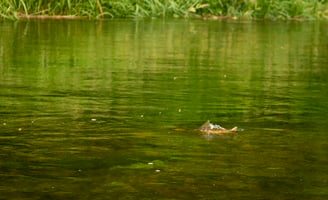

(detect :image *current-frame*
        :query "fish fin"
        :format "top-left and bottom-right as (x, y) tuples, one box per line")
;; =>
(230, 127), (238, 131)
(199, 120), (211, 131)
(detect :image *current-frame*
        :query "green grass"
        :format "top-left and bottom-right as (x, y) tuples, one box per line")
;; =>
(0, 0), (327, 20)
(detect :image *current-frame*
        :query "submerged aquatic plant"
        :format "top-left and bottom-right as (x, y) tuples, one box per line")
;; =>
(0, 0), (327, 20)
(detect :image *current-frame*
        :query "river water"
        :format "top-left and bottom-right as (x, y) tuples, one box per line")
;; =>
(0, 19), (327, 199)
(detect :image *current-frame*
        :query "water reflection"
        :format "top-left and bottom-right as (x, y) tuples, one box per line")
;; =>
(0, 19), (327, 199)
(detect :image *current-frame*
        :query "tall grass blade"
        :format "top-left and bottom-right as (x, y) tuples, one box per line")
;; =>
(19, 0), (28, 16)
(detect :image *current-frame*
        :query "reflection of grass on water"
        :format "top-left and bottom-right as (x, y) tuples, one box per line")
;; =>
(1, 0), (327, 20)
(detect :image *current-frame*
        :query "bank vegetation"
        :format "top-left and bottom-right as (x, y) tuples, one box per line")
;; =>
(1, 0), (328, 20)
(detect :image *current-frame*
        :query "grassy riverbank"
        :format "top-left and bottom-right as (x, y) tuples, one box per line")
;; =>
(1, 0), (328, 20)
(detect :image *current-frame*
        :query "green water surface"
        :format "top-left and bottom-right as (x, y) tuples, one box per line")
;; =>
(0, 19), (327, 199)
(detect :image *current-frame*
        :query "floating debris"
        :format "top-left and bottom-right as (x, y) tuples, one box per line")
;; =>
(155, 169), (161, 172)
(148, 162), (153, 165)
(91, 119), (97, 121)
(18, 128), (22, 131)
